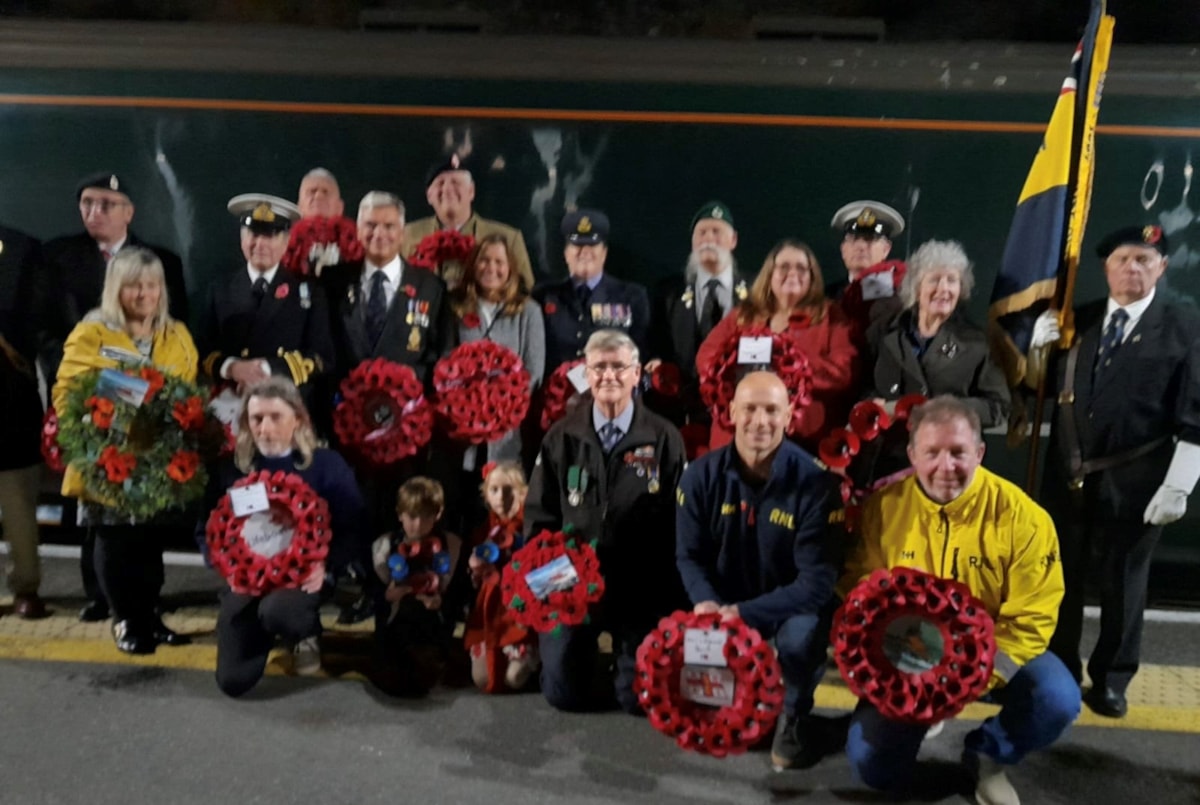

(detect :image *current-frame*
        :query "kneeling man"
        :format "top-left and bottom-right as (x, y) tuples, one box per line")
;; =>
(676, 371), (844, 769)
(843, 395), (1080, 805)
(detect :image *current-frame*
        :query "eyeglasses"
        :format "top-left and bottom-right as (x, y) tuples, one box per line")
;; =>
(586, 362), (636, 377)
(772, 262), (809, 275)
(80, 199), (129, 214)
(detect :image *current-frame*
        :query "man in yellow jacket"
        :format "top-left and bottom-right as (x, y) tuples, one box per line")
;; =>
(842, 395), (1079, 805)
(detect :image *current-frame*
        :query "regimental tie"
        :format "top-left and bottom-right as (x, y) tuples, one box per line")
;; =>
(701, 277), (724, 336)
(365, 270), (388, 346)
(252, 276), (269, 305)
(1094, 308), (1129, 378)
(599, 421), (623, 453)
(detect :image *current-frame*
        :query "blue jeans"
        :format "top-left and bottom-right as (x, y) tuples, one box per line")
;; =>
(766, 611), (832, 717)
(846, 651), (1081, 791)
(539, 622), (644, 714)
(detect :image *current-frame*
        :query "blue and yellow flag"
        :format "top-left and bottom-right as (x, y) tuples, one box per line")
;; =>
(989, 0), (1114, 388)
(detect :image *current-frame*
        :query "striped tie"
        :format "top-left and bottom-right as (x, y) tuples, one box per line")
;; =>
(599, 422), (622, 453)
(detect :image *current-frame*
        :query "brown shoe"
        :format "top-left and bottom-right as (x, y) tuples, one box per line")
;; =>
(13, 593), (49, 620)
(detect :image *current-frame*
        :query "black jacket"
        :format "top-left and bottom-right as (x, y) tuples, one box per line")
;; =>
(534, 273), (651, 376)
(0, 225), (46, 470)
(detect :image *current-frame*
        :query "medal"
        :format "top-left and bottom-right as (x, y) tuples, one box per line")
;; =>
(567, 466), (587, 507)
(569, 489), (583, 507)
(648, 466), (661, 494)
(407, 327), (422, 352)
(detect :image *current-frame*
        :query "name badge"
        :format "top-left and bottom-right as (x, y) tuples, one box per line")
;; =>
(860, 271), (895, 301)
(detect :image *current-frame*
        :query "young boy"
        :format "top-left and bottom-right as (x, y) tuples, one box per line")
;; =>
(368, 477), (462, 697)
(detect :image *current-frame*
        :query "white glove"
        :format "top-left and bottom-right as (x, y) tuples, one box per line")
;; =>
(1143, 441), (1200, 525)
(1029, 310), (1061, 349)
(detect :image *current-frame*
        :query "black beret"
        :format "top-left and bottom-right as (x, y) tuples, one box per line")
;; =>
(76, 172), (131, 201)
(1096, 225), (1169, 258)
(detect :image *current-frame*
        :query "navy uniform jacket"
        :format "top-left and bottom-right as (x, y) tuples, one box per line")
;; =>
(36, 231), (189, 378)
(0, 225), (46, 470)
(325, 260), (452, 387)
(534, 273), (651, 376)
(197, 267), (335, 390)
(675, 440), (843, 634)
(525, 399), (688, 626)
(1045, 293), (1200, 522)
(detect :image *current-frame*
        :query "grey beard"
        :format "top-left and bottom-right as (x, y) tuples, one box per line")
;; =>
(685, 246), (735, 283)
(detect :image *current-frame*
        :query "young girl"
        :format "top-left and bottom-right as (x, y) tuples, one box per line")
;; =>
(462, 462), (538, 693)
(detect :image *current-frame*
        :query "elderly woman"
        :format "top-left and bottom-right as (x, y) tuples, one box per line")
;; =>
(865, 239), (1009, 427)
(450, 232), (546, 467)
(53, 248), (198, 655)
(696, 239), (860, 452)
(208, 377), (366, 696)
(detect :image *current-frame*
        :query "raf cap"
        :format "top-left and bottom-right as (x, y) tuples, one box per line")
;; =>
(227, 193), (301, 234)
(425, 153), (472, 188)
(691, 201), (735, 232)
(77, 172), (132, 201)
(831, 200), (905, 239)
(1096, 225), (1169, 259)
(562, 208), (610, 245)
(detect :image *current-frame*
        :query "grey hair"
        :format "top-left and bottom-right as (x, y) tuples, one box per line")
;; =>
(901, 239), (975, 310)
(584, 328), (640, 365)
(98, 247), (171, 333)
(357, 191), (405, 223)
(302, 167), (339, 190)
(908, 394), (983, 447)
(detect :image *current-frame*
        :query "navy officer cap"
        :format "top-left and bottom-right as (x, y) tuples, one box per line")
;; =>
(227, 193), (301, 234)
(1096, 225), (1169, 258)
(562, 208), (609, 245)
(77, 172), (132, 201)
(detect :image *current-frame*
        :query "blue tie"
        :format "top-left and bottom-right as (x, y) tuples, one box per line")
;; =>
(599, 422), (622, 453)
(1094, 308), (1128, 377)
(365, 271), (388, 346)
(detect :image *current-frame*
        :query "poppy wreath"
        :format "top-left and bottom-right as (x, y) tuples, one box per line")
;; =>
(333, 358), (433, 467)
(282, 215), (364, 276)
(540, 358), (586, 431)
(205, 470), (333, 596)
(56, 365), (217, 520)
(633, 611), (785, 758)
(817, 394), (926, 529)
(432, 341), (531, 444)
(408, 229), (476, 272)
(698, 325), (814, 433)
(833, 567), (996, 725)
(41, 406), (65, 473)
(500, 528), (604, 634)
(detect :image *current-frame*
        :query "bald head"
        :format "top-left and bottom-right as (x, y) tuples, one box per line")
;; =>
(730, 371), (792, 461)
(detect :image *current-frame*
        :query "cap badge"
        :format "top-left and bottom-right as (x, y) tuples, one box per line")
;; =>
(856, 209), (877, 227)
(108, 175), (119, 191)
(1143, 225), (1162, 245)
(712, 207), (723, 219)
(450, 153), (460, 168)
(578, 216), (592, 234)
(251, 203), (276, 223)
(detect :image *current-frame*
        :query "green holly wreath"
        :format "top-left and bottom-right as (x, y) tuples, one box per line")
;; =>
(57, 364), (220, 520)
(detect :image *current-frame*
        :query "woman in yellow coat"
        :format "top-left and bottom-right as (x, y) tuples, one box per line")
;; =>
(53, 247), (198, 655)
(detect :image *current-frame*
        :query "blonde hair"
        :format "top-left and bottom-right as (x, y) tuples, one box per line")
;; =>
(396, 476), (445, 517)
(479, 461), (528, 498)
(737, 239), (827, 326)
(234, 377), (318, 472)
(98, 248), (172, 334)
(451, 233), (529, 318)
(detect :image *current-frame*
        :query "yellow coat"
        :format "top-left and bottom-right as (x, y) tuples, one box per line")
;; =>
(403, 212), (534, 292)
(843, 467), (1063, 688)
(53, 315), (198, 500)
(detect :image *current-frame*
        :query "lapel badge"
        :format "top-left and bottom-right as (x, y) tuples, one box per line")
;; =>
(681, 287), (695, 309)
(347, 284), (357, 305)
(734, 280), (749, 301)
(299, 282), (311, 309)
(939, 341), (958, 359)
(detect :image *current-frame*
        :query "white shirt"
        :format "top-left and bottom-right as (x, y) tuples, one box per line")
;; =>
(98, 236), (127, 259)
(694, 266), (733, 323)
(1104, 287), (1155, 343)
(246, 263), (280, 287)
(479, 299), (501, 329)
(360, 256), (403, 311)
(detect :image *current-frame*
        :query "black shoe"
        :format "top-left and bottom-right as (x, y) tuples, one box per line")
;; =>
(152, 619), (192, 647)
(79, 599), (110, 622)
(1084, 685), (1127, 718)
(770, 714), (822, 770)
(111, 620), (157, 655)
(336, 593), (375, 625)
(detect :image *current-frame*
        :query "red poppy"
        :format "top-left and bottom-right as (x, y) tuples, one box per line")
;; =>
(462, 311), (481, 329)
(172, 396), (207, 431)
(166, 450), (201, 483)
(138, 367), (165, 401)
(96, 445), (137, 483)
(403, 284), (417, 299)
(543, 302), (557, 315)
(274, 283), (289, 300)
(87, 395), (115, 430)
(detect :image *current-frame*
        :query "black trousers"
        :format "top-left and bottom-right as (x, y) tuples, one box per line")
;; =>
(538, 621), (647, 715)
(1049, 517), (1161, 694)
(369, 597), (447, 697)
(215, 588), (321, 697)
(92, 525), (163, 627)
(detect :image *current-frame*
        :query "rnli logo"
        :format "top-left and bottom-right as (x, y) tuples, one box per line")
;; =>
(720, 503), (737, 515)
(768, 509), (795, 529)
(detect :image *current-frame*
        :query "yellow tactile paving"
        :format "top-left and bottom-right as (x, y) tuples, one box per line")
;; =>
(2, 596), (1198, 733)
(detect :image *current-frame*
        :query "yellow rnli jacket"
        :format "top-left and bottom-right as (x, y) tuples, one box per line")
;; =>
(842, 466), (1063, 688)
(53, 314), (198, 500)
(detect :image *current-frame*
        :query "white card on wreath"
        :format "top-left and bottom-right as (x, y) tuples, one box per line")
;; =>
(230, 482), (271, 518)
(737, 336), (772, 365)
(860, 271), (895, 301)
(95, 368), (151, 408)
(566, 363), (590, 394)
(679, 665), (736, 707)
(684, 627), (729, 667)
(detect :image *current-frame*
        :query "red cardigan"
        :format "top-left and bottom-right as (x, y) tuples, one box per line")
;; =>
(695, 300), (861, 452)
